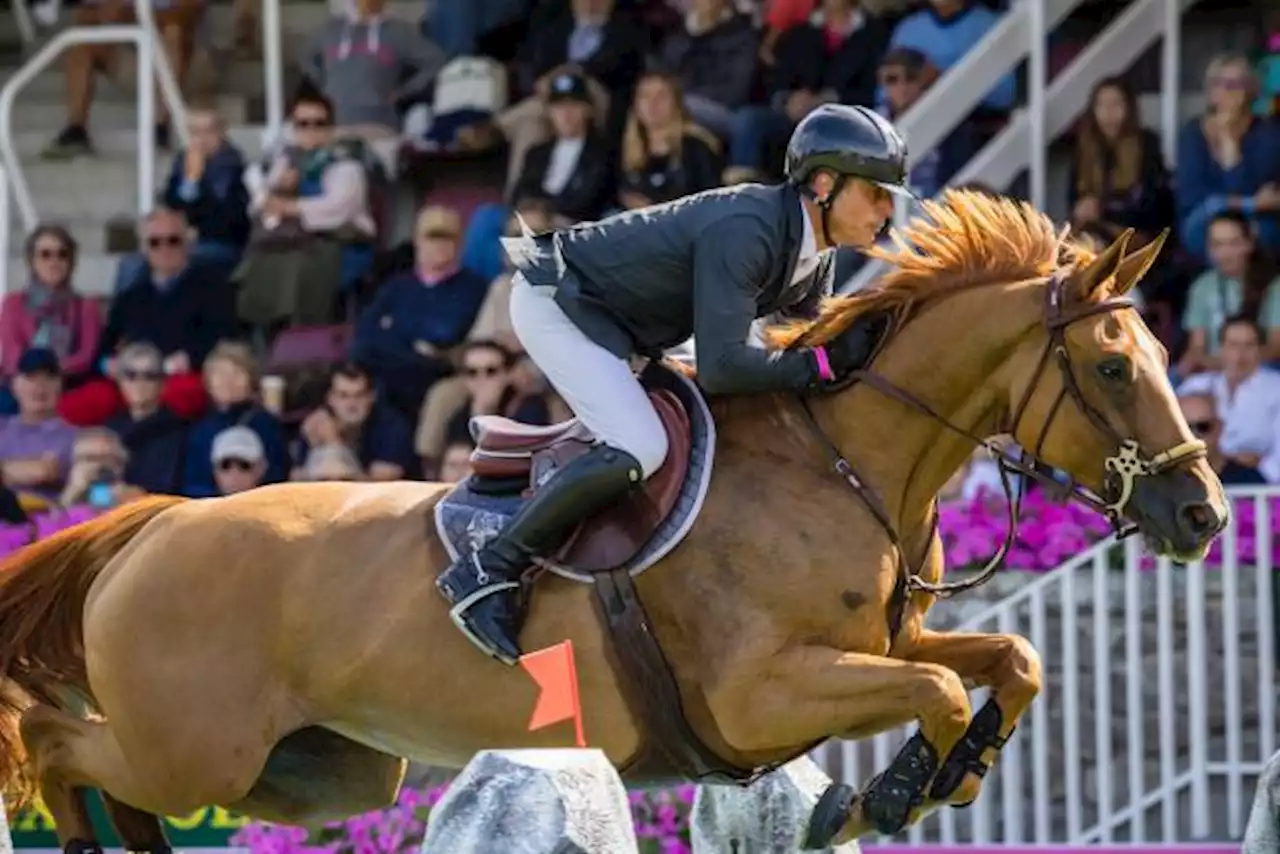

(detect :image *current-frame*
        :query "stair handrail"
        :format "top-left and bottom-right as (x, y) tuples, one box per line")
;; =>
(0, 6), (188, 233)
(840, 0), (1190, 296)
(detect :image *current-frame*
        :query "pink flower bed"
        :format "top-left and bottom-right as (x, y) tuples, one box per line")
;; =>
(229, 784), (698, 853)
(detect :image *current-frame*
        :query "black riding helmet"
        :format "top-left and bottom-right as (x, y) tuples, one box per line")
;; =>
(786, 104), (914, 244)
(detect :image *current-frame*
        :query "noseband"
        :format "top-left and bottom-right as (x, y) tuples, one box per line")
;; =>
(799, 269), (1207, 602)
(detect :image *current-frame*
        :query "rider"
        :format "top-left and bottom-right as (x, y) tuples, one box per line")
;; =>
(437, 103), (915, 664)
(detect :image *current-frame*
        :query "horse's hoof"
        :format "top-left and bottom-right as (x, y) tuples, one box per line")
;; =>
(802, 782), (856, 849)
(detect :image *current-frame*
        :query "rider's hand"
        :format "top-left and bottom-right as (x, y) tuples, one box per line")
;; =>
(820, 315), (888, 381)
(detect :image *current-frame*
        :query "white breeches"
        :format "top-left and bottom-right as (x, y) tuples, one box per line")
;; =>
(509, 274), (670, 479)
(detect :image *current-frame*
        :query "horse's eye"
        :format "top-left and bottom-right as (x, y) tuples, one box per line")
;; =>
(1096, 356), (1129, 383)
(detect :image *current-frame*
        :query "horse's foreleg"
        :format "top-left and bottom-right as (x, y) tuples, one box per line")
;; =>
(898, 629), (1043, 809)
(707, 646), (972, 842)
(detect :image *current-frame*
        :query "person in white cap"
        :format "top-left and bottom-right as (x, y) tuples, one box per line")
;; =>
(210, 425), (267, 496)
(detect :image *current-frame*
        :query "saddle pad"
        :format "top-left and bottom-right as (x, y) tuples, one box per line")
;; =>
(433, 364), (716, 581)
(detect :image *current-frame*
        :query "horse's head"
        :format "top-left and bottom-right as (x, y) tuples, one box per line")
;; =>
(1006, 229), (1228, 560)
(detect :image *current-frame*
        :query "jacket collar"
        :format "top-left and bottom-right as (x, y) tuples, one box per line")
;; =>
(779, 182), (806, 287)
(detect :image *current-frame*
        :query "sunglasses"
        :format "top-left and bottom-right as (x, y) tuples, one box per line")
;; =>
(465, 365), (503, 378)
(147, 235), (183, 248)
(418, 230), (457, 241)
(880, 73), (910, 85)
(1188, 419), (1217, 437)
(294, 118), (332, 129)
(121, 369), (163, 382)
(35, 247), (70, 260)
(1212, 75), (1250, 90)
(217, 458), (257, 472)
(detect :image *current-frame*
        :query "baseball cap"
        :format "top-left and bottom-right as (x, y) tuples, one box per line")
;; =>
(17, 347), (60, 376)
(548, 71), (591, 104)
(211, 426), (265, 464)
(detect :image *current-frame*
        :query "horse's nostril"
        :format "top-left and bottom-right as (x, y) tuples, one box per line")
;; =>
(1179, 502), (1220, 537)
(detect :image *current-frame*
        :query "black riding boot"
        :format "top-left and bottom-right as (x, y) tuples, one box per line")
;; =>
(437, 444), (643, 664)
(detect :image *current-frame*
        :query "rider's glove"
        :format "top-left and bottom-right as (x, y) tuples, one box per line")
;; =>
(813, 316), (888, 385)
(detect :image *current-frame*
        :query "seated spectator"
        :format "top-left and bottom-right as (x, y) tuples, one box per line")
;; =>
(1259, 21), (1280, 118)
(652, 0), (758, 138)
(512, 70), (614, 224)
(1069, 76), (1174, 242)
(877, 48), (976, 199)
(0, 226), (103, 395)
(886, 0), (1014, 115)
(59, 207), (234, 427)
(104, 342), (187, 495)
(210, 426), (270, 496)
(182, 342), (288, 498)
(294, 362), (416, 482)
(237, 90), (378, 331)
(1178, 212), (1280, 377)
(1176, 52), (1280, 261)
(759, 0), (911, 65)
(438, 439), (475, 483)
(0, 349), (77, 503)
(416, 206), (548, 466)
(161, 104), (252, 273)
(302, 0), (445, 150)
(726, 0), (888, 183)
(617, 72), (721, 210)
(351, 205), (490, 418)
(58, 427), (139, 510)
(1176, 390), (1264, 486)
(443, 340), (550, 447)
(425, 0), (529, 59)
(40, 0), (202, 157)
(298, 442), (365, 481)
(498, 0), (643, 188)
(1178, 315), (1280, 484)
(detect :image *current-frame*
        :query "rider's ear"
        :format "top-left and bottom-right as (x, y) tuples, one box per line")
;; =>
(1071, 227), (1133, 300)
(811, 171), (834, 202)
(1110, 229), (1169, 296)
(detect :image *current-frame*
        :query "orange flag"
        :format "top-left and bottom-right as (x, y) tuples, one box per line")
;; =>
(519, 639), (585, 748)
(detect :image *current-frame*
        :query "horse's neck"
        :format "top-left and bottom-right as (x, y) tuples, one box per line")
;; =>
(821, 285), (1039, 531)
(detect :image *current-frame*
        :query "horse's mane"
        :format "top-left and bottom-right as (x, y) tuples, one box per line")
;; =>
(766, 189), (1102, 350)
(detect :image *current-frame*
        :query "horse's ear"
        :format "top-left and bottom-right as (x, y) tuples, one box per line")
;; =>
(1110, 229), (1170, 296)
(1071, 228), (1134, 299)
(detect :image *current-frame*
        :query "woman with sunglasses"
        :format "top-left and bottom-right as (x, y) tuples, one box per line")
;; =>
(1176, 52), (1280, 261)
(442, 340), (549, 451)
(0, 226), (103, 402)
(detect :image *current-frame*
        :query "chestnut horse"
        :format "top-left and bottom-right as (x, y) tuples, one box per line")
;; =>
(0, 192), (1226, 848)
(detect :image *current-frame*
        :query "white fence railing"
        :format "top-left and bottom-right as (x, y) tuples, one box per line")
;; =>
(811, 485), (1279, 844)
(0, 16), (188, 236)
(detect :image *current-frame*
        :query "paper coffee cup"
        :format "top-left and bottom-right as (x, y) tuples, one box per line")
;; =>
(261, 375), (286, 414)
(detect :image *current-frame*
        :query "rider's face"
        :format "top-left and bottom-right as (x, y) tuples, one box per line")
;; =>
(814, 176), (895, 248)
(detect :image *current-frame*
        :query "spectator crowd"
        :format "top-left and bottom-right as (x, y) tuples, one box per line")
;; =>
(2, 0), (1279, 518)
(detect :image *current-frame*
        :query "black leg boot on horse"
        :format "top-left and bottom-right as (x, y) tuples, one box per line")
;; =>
(437, 444), (643, 664)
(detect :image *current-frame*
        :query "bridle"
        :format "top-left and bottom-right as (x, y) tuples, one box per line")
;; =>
(798, 269), (1208, 603)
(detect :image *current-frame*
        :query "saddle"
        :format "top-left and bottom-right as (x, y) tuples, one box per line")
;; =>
(467, 388), (693, 572)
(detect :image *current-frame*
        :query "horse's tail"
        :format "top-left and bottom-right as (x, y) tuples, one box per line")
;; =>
(0, 495), (185, 804)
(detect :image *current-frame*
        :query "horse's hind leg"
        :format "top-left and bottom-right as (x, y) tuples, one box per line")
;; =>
(900, 629), (1043, 809)
(19, 704), (142, 853)
(225, 727), (407, 829)
(99, 795), (170, 853)
(704, 646), (973, 843)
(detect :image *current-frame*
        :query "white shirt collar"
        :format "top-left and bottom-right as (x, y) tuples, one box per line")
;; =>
(792, 198), (821, 285)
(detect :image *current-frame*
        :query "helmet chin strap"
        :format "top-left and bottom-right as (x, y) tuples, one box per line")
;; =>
(799, 175), (849, 248)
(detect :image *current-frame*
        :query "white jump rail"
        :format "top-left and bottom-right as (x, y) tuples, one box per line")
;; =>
(811, 485), (1279, 844)
(0, 10), (188, 235)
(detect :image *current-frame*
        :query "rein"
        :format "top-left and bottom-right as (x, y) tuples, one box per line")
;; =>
(798, 270), (1207, 601)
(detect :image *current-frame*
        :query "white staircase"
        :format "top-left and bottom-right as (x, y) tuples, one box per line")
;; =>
(841, 0), (1200, 295)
